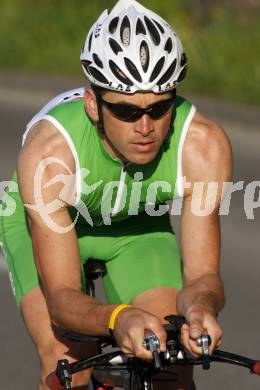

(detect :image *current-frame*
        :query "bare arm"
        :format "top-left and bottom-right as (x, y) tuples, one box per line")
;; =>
(177, 112), (232, 354)
(18, 120), (165, 359)
(18, 120), (117, 335)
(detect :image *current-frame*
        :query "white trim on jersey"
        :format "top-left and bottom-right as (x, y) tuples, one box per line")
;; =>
(176, 104), (197, 198)
(22, 88), (85, 206)
(22, 87), (85, 145)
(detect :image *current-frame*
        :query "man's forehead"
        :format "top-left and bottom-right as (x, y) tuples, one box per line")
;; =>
(101, 89), (173, 104)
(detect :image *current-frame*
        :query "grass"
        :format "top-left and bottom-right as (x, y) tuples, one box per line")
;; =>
(0, 0), (259, 105)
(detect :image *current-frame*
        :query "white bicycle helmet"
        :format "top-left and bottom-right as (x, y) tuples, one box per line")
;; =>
(80, 0), (187, 94)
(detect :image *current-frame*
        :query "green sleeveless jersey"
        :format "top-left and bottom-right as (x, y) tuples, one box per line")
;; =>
(1, 88), (196, 305)
(23, 88), (196, 227)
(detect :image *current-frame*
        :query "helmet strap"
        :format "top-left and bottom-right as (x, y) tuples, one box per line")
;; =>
(163, 89), (177, 151)
(92, 85), (105, 134)
(91, 85), (129, 163)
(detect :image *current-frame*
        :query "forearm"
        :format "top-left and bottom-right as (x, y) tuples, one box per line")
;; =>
(179, 208), (224, 318)
(48, 287), (117, 335)
(177, 272), (225, 318)
(29, 217), (117, 336)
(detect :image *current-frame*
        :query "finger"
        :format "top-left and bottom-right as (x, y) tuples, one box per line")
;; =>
(186, 310), (205, 340)
(189, 341), (204, 357)
(195, 330), (222, 356)
(189, 320), (204, 340)
(121, 343), (135, 356)
(181, 323), (190, 351)
(125, 351), (136, 357)
(181, 324), (199, 356)
(181, 324), (206, 357)
(128, 328), (153, 360)
(148, 322), (167, 352)
(134, 344), (153, 360)
(133, 337), (153, 360)
(208, 332), (223, 354)
(120, 339), (135, 356)
(141, 315), (167, 352)
(216, 338), (222, 348)
(204, 321), (223, 354)
(158, 331), (167, 352)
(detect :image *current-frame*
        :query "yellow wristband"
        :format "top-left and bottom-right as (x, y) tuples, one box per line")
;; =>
(108, 304), (132, 330)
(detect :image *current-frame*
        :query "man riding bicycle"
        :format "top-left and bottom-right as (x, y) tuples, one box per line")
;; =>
(0, 0), (232, 389)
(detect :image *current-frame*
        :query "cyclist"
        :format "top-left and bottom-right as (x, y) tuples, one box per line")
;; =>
(0, 0), (232, 389)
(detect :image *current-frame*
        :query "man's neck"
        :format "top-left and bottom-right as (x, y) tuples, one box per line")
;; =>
(99, 130), (130, 166)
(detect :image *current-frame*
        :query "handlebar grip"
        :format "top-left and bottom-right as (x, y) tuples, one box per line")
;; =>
(252, 361), (260, 376)
(46, 372), (64, 390)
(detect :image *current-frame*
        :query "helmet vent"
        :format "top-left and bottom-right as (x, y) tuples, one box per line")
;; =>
(93, 53), (103, 69)
(124, 58), (142, 83)
(165, 38), (173, 54)
(109, 60), (134, 86)
(136, 18), (146, 35)
(144, 16), (160, 46)
(181, 53), (187, 67)
(121, 16), (131, 46)
(157, 59), (177, 86)
(150, 57), (165, 83)
(88, 66), (110, 85)
(81, 60), (92, 75)
(109, 17), (119, 34)
(177, 66), (187, 83)
(88, 32), (93, 52)
(152, 19), (165, 34)
(109, 38), (123, 55)
(140, 41), (150, 72)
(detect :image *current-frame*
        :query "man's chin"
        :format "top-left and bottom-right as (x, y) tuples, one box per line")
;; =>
(127, 151), (157, 165)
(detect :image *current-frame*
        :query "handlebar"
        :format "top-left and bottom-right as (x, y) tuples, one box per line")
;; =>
(46, 315), (260, 390)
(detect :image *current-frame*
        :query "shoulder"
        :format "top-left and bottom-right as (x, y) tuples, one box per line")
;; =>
(18, 119), (76, 205)
(182, 111), (232, 184)
(20, 119), (75, 170)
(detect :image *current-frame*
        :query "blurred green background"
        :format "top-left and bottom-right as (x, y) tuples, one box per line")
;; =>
(0, 0), (259, 105)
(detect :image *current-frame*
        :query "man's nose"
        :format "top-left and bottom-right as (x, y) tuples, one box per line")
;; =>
(133, 114), (154, 136)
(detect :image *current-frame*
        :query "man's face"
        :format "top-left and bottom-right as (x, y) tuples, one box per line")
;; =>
(100, 90), (174, 165)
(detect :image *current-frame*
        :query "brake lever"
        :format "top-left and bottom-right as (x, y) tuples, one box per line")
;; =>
(143, 332), (162, 369)
(196, 334), (212, 370)
(164, 316), (213, 370)
(56, 359), (72, 389)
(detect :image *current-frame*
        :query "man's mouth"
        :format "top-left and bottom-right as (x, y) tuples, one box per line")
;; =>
(132, 140), (155, 145)
(132, 141), (155, 152)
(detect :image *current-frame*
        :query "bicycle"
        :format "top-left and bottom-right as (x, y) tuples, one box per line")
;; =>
(45, 259), (260, 390)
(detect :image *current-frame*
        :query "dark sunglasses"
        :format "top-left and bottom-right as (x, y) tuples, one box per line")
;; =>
(100, 97), (175, 122)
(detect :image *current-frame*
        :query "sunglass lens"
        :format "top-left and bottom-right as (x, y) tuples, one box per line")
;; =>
(149, 99), (173, 120)
(105, 102), (140, 122)
(103, 98), (174, 122)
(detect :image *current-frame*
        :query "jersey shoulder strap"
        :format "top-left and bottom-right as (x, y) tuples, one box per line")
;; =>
(22, 87), (85, 145)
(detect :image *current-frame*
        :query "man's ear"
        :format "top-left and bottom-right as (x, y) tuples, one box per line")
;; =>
(84, 88), (99, 122)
